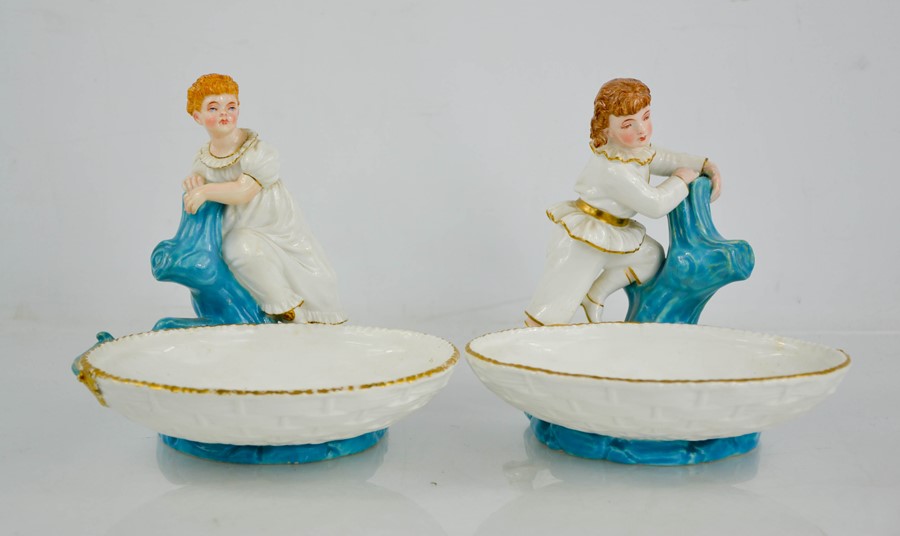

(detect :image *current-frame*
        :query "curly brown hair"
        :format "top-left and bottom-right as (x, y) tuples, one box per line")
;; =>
(589, 78), (651, 149)
(186, 74), (240, 116)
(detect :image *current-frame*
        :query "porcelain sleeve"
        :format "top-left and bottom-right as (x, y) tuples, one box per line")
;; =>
(649, 146), (706, 177)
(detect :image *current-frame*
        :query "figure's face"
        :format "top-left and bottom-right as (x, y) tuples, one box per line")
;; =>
(193, 94), (240, 136)
(605, 105), (652, 149)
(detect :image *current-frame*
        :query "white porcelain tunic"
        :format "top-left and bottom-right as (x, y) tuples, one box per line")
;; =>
(192, 130), (346, 323)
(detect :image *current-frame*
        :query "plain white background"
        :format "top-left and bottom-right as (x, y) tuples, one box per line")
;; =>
(2, 1), (899, 534)
(2, 0), (898, 334)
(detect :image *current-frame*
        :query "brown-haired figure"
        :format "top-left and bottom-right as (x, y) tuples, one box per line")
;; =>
(181, 74), (346, 324)
(525, 78), (723, 326)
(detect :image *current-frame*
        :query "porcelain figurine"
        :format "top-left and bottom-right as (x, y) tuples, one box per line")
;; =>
(525, 78), (724, 326)
(477, 79), (769, 465)
(168, 73), (346, 326)
(104, 74), (361, 463)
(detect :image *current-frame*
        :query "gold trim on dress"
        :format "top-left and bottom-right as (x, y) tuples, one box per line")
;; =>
(546, 210), (643, 255)
(591, 144), (656, 166)
(199, 130), (260, 169)
(243, 173), (264, 189)
(466, 324), (852, 384)
(575, 199), (631, 227)
(76, 325), (459, 400)
(208, 130), (251, 158)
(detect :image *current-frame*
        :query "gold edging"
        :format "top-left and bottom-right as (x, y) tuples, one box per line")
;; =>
(465, 324), (852, 384)
(524, 311), (579, 327)
(208, 129), (253, 158)
(243, 173), (264, 189)
(307, 318), (349, 325)
(575, 199), (631, 227)
(625, 267), (641, 285)
(591, 145), (656, 166)
(584, 294), (603, 306)
(76, 356), (108, 406)
(79, 325), (459, 396)
(524, 311), (544, 326)
(200, 130), (259, 169)
(546, 210), (643, 255)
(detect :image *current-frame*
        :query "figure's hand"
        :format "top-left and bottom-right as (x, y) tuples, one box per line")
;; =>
(183, 186), (208, 214)
(701, 160), (722, 202)
(673, 167), (700, 185)
(182, 174), (206, 192)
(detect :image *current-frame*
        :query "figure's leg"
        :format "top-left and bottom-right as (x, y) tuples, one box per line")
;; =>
(583, 237), (664, 322)
(222, 229), (304, 316)
(526, 227), (608, 326)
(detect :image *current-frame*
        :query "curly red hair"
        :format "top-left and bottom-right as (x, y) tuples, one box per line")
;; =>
(589, 78), (651, 149)
(186, 74), (240, 116)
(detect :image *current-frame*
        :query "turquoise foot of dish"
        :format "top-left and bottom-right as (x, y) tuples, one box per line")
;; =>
(160, 429), (386, 464)
(528, 416), (759, 465)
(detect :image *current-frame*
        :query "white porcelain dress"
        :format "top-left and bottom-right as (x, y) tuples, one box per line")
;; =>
(192, 130), (346, 323)
(526, 144), (705, 325)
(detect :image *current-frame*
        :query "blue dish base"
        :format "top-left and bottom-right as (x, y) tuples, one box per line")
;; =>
(528, 416), (759, 465)
(160, 429), (386, 465)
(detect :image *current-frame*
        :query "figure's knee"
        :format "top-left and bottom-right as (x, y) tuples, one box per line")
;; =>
(637, 237), (664, 265)
(222, 229), (261, 266)
(630, 237), (664, 281)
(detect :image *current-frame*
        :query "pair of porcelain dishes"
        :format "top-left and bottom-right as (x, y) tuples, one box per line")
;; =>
(73, 320), (850, 466)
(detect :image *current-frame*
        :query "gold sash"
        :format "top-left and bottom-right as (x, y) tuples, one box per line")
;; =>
(575, 199), (630, 227)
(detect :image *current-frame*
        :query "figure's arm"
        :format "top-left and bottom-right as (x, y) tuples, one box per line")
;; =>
(605, 165), (699, 218)
(649, 147), (705, 176)
(183, 175), (262, 214)
(651, 147), (721, 201)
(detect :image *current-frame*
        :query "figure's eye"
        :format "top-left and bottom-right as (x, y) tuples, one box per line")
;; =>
(228, 106), (236, 111)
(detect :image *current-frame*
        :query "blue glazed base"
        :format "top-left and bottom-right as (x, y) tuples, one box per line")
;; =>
(528, 416), (759, 465)
(160, 429), (386, 465)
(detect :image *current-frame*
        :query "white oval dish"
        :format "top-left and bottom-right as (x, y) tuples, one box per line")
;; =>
(76, 324), (458, 445)
(466, 323), (850, 441)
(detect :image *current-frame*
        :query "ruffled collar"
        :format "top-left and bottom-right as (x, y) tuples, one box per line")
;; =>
(591, 143), (656, 166)
(198, 129), (259, 169)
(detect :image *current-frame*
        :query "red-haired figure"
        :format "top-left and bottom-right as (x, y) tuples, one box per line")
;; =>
(182, 74), (346, 324)
(525, 78), (722, 326)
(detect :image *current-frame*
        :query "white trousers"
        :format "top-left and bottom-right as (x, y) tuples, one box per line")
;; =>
(526, 226), (664, 325)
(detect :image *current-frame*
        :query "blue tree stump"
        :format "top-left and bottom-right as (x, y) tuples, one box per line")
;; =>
(624, 177), (754, 323)
(150, 202), (273, 330)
